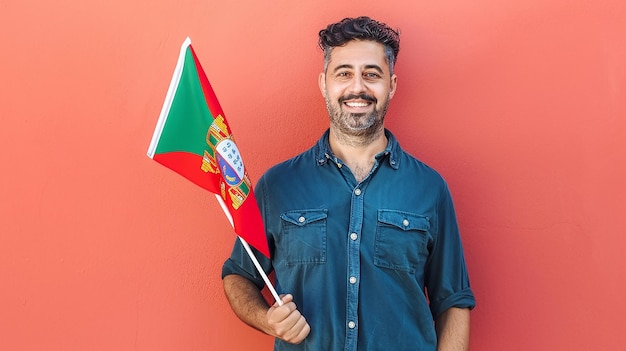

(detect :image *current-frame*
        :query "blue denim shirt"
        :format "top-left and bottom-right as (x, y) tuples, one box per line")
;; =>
(223, 130), (475, 351)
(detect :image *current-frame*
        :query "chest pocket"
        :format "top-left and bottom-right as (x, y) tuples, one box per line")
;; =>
(280, 209), (328, 265)
(374, 210), (431, 274)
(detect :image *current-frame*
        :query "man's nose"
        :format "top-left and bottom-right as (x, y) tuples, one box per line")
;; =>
(347, 75), (367, 94)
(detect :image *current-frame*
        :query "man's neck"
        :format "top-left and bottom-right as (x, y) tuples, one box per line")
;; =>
(329, 127), (387, 182)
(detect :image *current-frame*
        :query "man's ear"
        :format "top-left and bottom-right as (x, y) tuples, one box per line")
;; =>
(389, 74), (398, 99)
(318, 72), (326, 97)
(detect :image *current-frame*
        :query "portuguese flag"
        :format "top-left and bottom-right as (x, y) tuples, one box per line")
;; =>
(147, 37), (270, 258)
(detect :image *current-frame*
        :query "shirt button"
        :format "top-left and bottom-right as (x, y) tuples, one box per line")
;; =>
(350, 233), (358, 241)
(354, 189), (362, 196)
(403, 219), (409, 227)
(348, 321), (356, 329)
(298, 216), (306, 223)
(349, 276), (357, 284)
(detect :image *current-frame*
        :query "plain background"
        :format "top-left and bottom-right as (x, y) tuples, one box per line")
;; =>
(1, 0), (625, 350)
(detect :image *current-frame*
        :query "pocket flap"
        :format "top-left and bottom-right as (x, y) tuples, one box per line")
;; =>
(281, 209), (328, 226)
(377, 210), (430, 231)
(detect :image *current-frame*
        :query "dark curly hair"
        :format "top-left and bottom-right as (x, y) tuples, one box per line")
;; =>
(318, 16), (400, 74)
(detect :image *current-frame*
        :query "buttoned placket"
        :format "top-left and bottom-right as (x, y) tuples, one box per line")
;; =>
(341, 157), (385, 351)
(323, 141), (390, 350)
(344, 182), (364, 351)
(325, 154), (363, 350)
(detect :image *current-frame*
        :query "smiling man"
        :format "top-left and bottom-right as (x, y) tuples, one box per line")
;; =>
(322, 39), (395, 135)
(222, 16), (476, 351)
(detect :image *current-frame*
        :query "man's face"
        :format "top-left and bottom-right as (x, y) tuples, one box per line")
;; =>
(319, 40), (397, 138)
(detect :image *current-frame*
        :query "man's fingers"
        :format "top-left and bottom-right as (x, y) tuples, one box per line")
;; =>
(290, 315), (311, 344)
(277, 294), (293, 306)
(276, 313), (310, 344)
(268, 301), (297, 322)
(266, 296), (310, 344)
(270, 305), (300, 332)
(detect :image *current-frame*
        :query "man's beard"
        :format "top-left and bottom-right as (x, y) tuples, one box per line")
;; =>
(325, 93), (389, 140)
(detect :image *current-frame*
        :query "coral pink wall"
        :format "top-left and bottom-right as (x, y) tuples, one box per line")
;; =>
(1, 0), (625, 350)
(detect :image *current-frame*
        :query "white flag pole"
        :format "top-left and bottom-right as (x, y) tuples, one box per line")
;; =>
(237, 236), (283, 306)
(215, 194), (283, 306)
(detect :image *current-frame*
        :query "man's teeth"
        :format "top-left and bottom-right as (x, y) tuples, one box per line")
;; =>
(345, 101), (369, 107)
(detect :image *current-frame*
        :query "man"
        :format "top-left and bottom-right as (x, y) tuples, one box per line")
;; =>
(222, 16), (476, 351)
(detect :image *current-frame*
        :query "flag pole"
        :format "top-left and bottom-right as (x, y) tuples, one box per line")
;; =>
(238, 236), (283, 306)
(215, 195), (283, 306)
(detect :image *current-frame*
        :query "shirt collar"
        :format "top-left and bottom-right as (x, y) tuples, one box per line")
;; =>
(314, 129), (401, 170)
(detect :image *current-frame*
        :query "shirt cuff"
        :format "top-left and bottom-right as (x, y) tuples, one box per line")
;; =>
(221, 258), (267, 290)
(430, 288), (476, 319)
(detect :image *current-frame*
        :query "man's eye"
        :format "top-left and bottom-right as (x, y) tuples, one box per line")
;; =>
(365, 72), (381, 79)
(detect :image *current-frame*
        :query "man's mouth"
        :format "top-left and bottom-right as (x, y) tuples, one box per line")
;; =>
(339, 94), (377, 109)
(345, 101), (370, 107)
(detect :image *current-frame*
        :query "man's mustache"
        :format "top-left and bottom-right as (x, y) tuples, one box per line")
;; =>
(338, 94), (377, 104)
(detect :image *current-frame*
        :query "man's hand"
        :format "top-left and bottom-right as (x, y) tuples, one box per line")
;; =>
(223, 275), (310, 344)
(266, 294), (311, 344)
